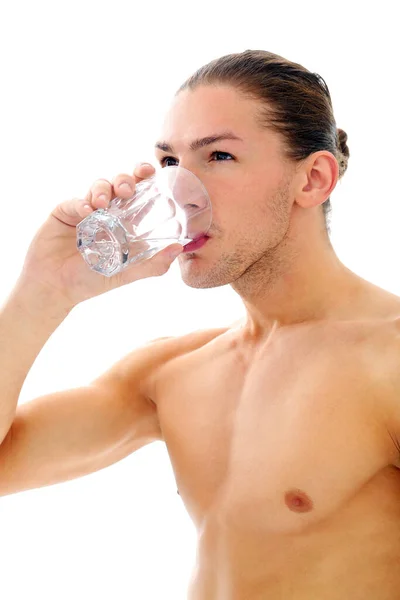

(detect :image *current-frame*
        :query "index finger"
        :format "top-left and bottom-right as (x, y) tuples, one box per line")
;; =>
(111, 163), (156, 199)
(133, 162), (156, 183)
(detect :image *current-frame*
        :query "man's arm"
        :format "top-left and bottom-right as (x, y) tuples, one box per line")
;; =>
(0, 274), (178, 497)
(0, 277), (75, 446)
(0, 326), (227, 497)
(0, 270), (230, 497)
(0, 335), (174, 497)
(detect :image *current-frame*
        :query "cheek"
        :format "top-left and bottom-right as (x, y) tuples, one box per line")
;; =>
(207, 170), (282, 230)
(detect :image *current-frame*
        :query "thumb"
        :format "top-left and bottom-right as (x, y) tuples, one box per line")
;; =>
(115, 243), (184, 286)
(164, 244), (184, 260)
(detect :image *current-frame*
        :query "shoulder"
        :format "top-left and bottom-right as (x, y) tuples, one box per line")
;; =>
(135, 326), (231, 403)
(92, 327), (228, 411)
(145, 325), (231, 356)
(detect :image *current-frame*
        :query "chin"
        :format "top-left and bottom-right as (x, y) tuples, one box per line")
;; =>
(179, 263), (234, 290)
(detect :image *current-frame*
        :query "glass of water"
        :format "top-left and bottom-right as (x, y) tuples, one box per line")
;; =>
(76, 165), (212, 277)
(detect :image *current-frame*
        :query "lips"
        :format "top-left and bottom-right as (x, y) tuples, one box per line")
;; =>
(183, 235), (210, 252)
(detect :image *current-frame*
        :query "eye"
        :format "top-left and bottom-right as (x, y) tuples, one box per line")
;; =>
(160, 150), (234, 167)
(212, 151), (234, 162)
(160, 156), (177, 167)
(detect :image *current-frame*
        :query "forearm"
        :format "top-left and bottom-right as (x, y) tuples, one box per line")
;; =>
(0, 276), (73, 444)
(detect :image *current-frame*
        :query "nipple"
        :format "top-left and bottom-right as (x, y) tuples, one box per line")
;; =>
(284, 489), (313, 513)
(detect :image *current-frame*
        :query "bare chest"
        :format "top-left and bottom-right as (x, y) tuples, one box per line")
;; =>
(154, 323), (399, 534)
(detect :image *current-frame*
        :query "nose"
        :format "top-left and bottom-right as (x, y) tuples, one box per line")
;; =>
(165, 165), (205, 208)
(164, 165), (211, 240)
(172, 161), (204, 187)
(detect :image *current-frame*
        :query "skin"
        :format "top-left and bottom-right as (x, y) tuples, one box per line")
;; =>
(142, 84), (400, 599)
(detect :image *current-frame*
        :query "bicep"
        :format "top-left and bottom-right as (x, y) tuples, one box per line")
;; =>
(0, 340), (171, 497)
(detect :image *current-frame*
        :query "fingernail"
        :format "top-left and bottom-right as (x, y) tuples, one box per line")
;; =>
(119, 182), (132, 193)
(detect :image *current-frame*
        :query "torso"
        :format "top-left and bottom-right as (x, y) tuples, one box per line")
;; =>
(145, 300), (400, 599)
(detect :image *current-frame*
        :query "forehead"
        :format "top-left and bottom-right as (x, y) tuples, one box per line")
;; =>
(157, 85), (265, 148)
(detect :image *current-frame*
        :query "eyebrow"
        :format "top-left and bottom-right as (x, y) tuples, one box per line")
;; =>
(154, 131), (243, 153)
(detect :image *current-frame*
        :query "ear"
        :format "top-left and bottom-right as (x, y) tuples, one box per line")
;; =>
(293, 151), (339, 209)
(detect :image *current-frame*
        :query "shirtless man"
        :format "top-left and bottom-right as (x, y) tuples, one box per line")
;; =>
(1, 49), (400, 599)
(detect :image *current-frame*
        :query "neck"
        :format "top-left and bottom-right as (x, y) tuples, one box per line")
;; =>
(230, 216), (362, 342)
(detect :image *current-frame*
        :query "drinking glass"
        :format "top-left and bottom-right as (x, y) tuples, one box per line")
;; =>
(76, 165), (212, 277)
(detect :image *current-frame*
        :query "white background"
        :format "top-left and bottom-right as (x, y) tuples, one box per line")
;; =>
(0, 1), (399, 598)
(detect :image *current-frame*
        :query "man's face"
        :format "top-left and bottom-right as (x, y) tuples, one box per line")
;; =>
(154, 85), (296, 290)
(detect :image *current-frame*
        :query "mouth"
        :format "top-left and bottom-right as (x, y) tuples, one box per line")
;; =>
(183, 235), (210, 253)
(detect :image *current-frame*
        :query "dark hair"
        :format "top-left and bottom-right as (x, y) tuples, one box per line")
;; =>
(176, 50), (350, 237)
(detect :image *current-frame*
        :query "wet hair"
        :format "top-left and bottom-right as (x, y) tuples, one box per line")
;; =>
(176, 50), (350, 237)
